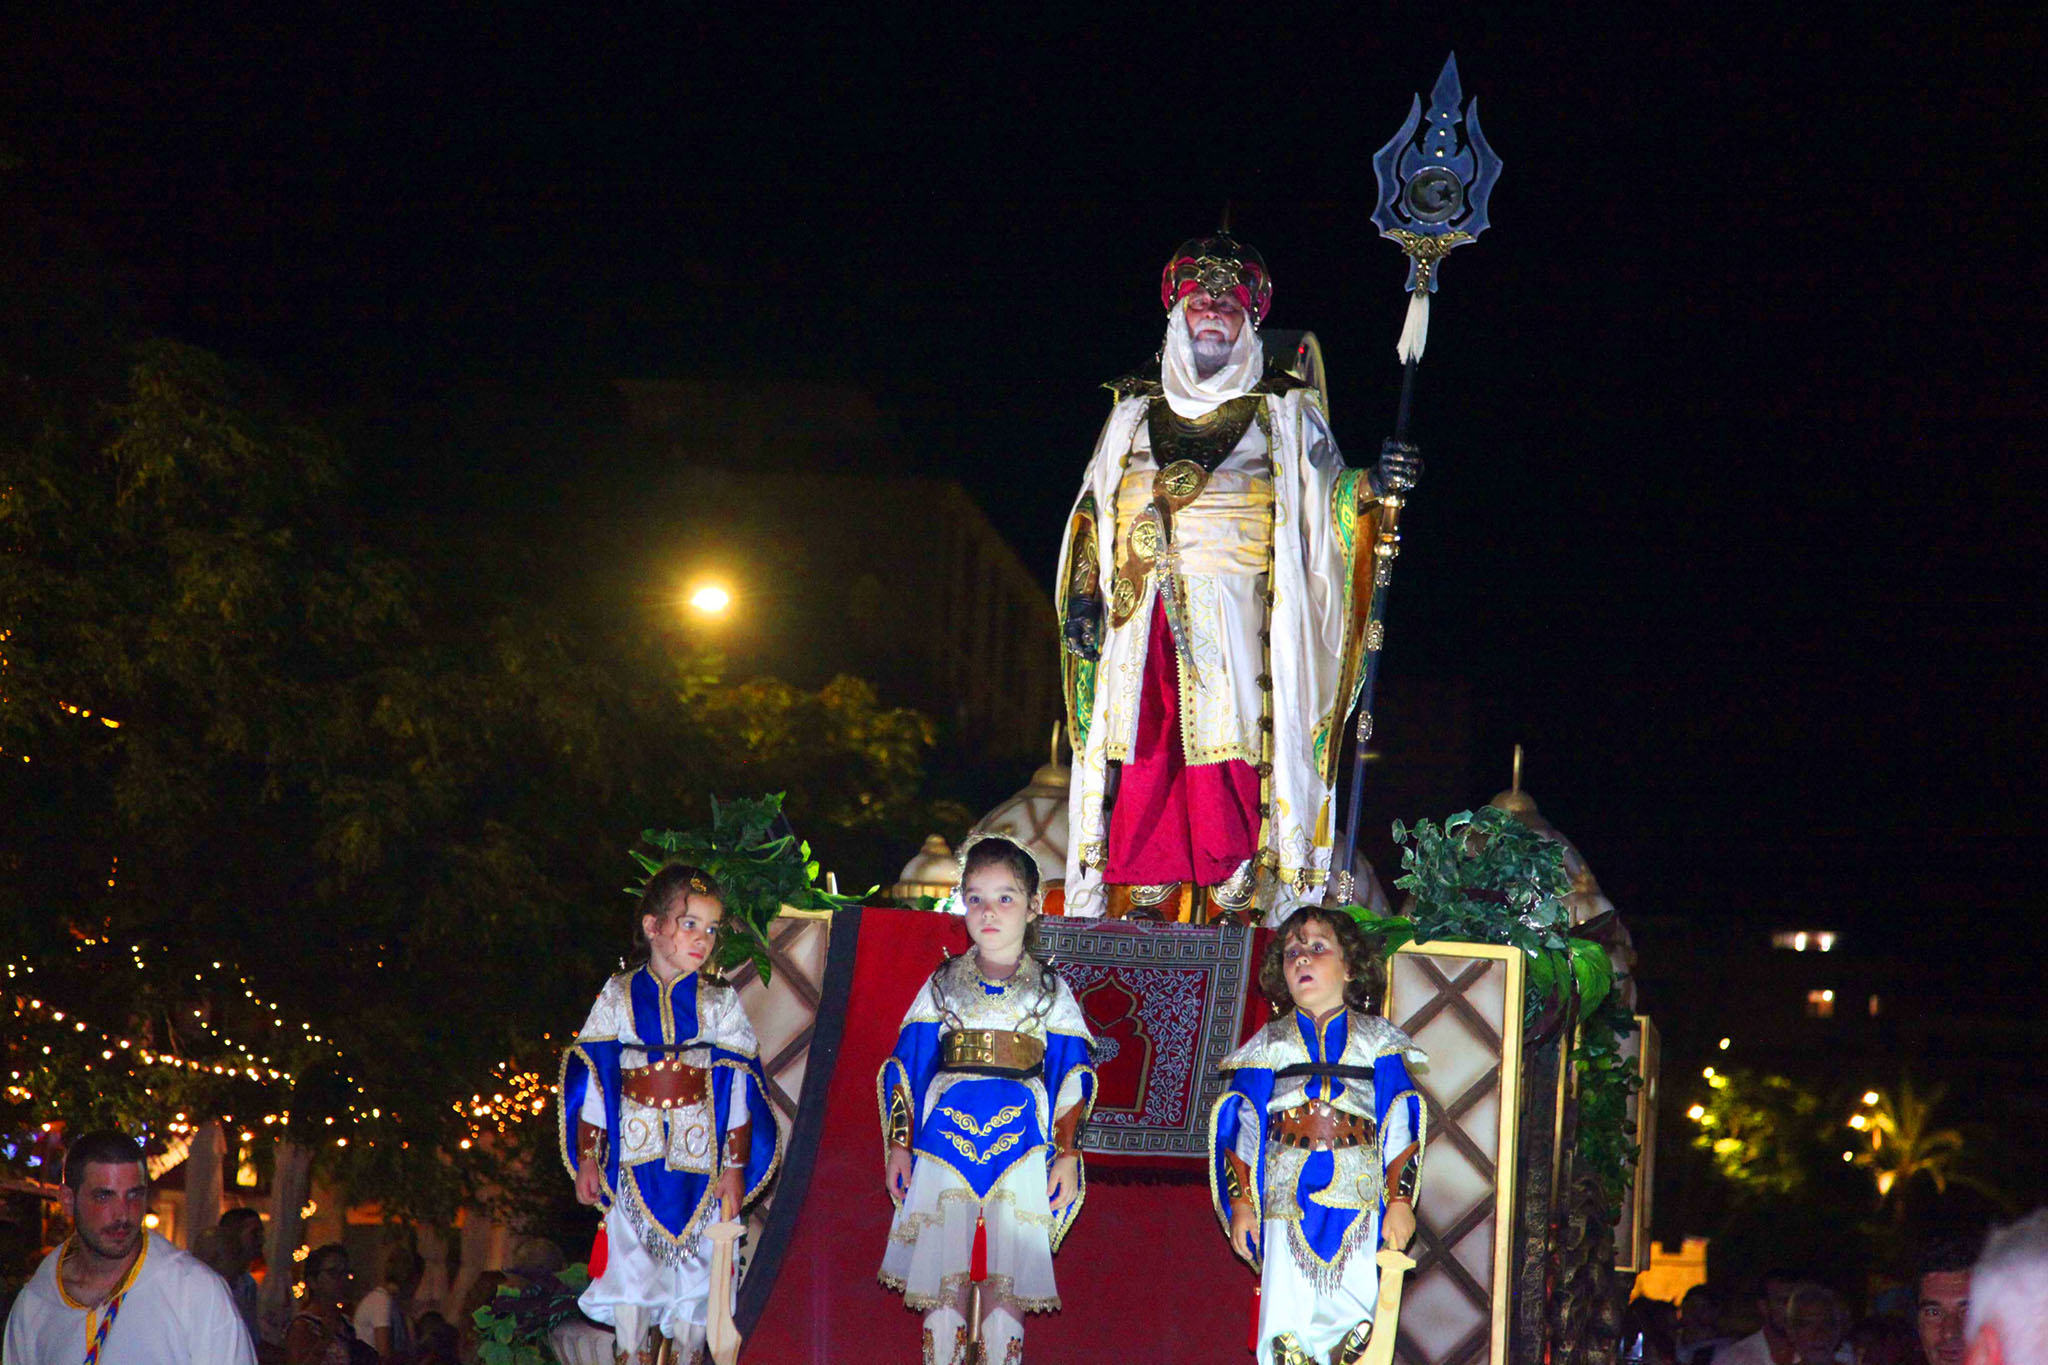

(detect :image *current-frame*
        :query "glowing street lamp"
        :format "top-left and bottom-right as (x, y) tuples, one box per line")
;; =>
(686, 584), (732, 617)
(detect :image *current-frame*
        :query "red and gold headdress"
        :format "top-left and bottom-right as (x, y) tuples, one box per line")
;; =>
(1159, 232), (1272, 325)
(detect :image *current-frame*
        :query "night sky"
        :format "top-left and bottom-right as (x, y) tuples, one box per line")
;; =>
(13, 11), (2043, 955)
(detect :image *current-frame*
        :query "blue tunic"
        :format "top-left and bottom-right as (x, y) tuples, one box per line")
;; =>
(560, 967), (780, 1255)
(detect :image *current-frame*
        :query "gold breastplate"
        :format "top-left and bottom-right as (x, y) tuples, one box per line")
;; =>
(1146, 395), (1262, 471)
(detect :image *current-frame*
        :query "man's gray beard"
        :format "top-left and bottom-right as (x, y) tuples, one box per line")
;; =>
(1191, 334), (1234, 379)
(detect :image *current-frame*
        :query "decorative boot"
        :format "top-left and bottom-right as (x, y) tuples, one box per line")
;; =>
(1124, 881), (1180, 920)
(1206, 858), (1257, 922)
(1269, 1332), (1317, 1365)
(1332, 1321), (1374, 1365)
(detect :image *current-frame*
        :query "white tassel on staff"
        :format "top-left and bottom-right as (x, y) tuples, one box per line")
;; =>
(1394, 290), (1430, 365)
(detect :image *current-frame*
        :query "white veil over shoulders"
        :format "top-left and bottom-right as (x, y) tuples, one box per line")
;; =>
(1160, 298), (1264, 419)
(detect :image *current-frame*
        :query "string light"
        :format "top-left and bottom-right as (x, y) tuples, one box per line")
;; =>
(452, 1063), (550, 1144)
(2, 949), (357, 1148)
(7, 945), (549, 1172)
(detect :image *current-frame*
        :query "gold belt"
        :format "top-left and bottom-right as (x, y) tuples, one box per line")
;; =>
(941, 1028), (1045, 1074)
(1269, 1100), (1377, 1152)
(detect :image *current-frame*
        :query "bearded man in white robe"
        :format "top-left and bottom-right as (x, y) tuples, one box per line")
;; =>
(1057, 233), (1419, 924)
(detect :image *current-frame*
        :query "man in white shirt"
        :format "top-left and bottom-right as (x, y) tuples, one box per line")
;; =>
(3, 1129), (256, 1365)
(351, 1247), (423, 1361)
(1715, 1269), (1803, 1365)
(1676, 1285), (1733, 1365)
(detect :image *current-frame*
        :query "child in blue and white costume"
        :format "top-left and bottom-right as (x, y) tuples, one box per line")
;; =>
(1210, 907), (1426, 1365)
(879, 835), (1097, 1365)
(561, 864), (780, 1365)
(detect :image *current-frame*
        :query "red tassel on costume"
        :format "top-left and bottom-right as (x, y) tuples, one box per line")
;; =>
(1248, 1284), (1261, 1354)
(970, 1212), (988, 1283)
(588, 1223), (609, 1279)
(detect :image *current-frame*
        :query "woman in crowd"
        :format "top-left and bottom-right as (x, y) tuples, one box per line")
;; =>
(285, 1244), (367, 1365)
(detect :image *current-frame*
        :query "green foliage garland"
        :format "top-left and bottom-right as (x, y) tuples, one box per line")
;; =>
(471, 1264), (591, 1365)
(630, 792), (859, 981)
(1341, 807), (1641, 1204)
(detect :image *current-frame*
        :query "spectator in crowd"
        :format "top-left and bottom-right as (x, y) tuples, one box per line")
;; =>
(1964, 1208), (2048, 1365)
(352, 1247), (423, 1361)
(412, 1310), (460, 1364)
(191, 1224), (231, 1270)
(454, 1269), (507, 1364)
(1718, 1269), (1807, 1365)
(1919, 1237), (1977, 1365)
(503, 1236), (565, 1286)
(1785, 1283), (1850, 1365)
(285, 1243), (366, 1365)
(1848, 1316), (1921, 1365)
(1623, 1296), (1681, 1365)
(2, 1129), (256, 1364)
(217, 1207), (266, 1345)
(1679, 1285), (1734, 1365)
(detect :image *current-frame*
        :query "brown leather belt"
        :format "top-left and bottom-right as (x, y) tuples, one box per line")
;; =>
(621, 1060), (707, 1110)
(1269, 1101), (1377, 1152)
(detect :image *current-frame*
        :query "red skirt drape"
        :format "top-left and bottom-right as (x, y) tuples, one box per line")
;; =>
(1103, 600), (1261, 886)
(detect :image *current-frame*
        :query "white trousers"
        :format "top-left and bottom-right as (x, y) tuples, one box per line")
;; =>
(1256, 1213), (1380, 1365)
(578, 1203), (731, 1359)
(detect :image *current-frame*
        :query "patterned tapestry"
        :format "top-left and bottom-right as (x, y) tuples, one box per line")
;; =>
(1039, 919), (1260, 1162)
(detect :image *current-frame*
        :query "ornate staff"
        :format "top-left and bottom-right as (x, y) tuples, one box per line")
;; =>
(1336, 53), (1503, 891)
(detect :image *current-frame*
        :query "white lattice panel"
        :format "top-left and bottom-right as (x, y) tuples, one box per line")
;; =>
(1385, 943), (1527, 1365)
(726, 913), (834, 1251)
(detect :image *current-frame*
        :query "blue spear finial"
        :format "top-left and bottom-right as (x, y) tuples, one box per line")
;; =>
(1371, 52), (1503, 295)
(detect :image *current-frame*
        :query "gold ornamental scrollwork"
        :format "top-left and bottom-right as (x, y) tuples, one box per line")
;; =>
(1154, 459), (1209, 508)
(1387, 229), (1475, 291)
(1067, 539), (1097, 598)
(1109, 575), (1140, 628)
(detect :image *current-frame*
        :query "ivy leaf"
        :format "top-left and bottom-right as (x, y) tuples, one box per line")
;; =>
(1340, 906), (1416, 953)
(631, 792), (863, 984)
(1570, 939), (1613, 1014)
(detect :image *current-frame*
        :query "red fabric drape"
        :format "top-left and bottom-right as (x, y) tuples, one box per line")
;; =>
(741, 909), (1262, 1363)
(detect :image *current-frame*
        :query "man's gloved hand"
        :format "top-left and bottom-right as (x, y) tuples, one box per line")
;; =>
(1063, 596), (1103, 661)
(1372, 438), (1424, 495)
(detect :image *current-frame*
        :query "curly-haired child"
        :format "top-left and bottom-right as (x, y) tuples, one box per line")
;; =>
(1208, 906), (1426, 1365)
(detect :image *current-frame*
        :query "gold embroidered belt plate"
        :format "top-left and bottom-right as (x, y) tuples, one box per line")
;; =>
(940, 1028), (1045, 1077)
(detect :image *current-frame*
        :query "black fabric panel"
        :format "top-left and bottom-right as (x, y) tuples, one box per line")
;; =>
(734, 905), (862, 1335)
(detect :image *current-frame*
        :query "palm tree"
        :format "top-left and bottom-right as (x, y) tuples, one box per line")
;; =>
(1851, 1078), (2005, 1217)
